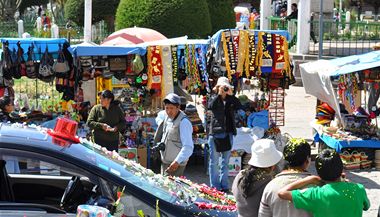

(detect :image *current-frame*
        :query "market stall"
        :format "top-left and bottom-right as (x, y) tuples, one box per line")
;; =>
(70, 38), (211, 169)
(0, 37), (75, 124)
(300, 50), (380, 170)
(208, 29), (294, 173)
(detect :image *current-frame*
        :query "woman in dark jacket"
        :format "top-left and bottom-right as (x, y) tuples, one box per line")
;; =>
(87, 90), (126, 151)
(207, 77), (242, 192)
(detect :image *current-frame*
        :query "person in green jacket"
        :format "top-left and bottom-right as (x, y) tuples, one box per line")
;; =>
(87, 90), (126, 151)
(278, 149), (370, 217)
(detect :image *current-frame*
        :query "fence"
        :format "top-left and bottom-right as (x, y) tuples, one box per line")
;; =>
(0, 20), (110, 45)
(268, 16), (380, 57)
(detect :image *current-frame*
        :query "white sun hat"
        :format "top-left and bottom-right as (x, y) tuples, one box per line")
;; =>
(213, 76), (233, 91)
(248, 139), (283, 168)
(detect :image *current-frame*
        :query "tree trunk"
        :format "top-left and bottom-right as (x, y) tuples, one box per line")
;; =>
(49, 0), (57, 23)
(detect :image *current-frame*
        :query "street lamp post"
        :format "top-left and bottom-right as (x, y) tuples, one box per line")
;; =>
(318, 0), (324, 59)
(84, 0), (92, 42)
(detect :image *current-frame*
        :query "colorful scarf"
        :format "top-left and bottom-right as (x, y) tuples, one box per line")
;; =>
(171, 45), (178, 86)
(245, 32), (257, 77)
(147, 46), (163, 94)
(257, 32), (274, 75)
(237, 30), (249, 77)
(221, 31), (234, 80)
(161, 45), (174, 98)
(272, 34), (286, 75)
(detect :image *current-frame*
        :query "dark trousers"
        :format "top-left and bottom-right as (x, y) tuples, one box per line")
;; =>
(95, 138), (119, 152)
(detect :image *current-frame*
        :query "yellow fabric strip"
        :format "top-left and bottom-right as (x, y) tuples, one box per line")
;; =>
(221, 31), (232, 80)
(237, 30), (249, 77)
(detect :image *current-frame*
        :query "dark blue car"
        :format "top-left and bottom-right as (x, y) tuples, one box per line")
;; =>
(0, 123), (237, 216)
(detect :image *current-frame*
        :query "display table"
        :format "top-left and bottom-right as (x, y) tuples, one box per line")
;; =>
(315, 132), (380, 153)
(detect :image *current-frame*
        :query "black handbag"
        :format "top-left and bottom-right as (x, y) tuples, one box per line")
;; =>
(214, 135), (232, 152)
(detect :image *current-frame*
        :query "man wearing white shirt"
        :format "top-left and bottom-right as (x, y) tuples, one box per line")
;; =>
(154, 93), (193, 176)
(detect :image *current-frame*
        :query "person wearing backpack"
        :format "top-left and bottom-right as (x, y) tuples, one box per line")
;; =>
(153, 93), (194, 176)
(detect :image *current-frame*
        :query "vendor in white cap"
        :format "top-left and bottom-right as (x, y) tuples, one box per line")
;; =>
(232, 139), (283, 217)
(207, 76), (242, 192)
(153, 93), (194, 176)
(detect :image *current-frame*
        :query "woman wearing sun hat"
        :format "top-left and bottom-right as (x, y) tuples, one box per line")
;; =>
(207, 76), (242, 192)
(232, 139), (283, 217)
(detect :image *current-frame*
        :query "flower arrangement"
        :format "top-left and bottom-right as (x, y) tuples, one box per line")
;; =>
(80, 138), (237, 212)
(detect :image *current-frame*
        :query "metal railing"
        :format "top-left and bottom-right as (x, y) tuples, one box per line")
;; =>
(0, 21), (110, 45)
(268, 16), (380, 57)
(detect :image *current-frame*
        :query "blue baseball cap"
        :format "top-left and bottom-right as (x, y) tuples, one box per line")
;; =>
(163, 93), (181, 105)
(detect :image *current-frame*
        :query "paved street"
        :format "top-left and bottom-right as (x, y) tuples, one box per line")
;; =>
(186, 86), (380, 217)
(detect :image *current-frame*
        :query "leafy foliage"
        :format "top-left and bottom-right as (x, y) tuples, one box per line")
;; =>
(64, 0), (119, 26)
(18, 0), (49, 14)
(115, 0), (212, 38)
(206, 0), (235, 34)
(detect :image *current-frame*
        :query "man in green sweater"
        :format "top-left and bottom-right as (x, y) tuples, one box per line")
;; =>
(87, 90), (126, 151)
(278, 149), (370, 217)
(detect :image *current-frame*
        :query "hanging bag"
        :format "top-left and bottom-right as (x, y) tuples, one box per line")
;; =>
(38, 47), (55, 83)
(1, 42), (14, 80)
(17, 42), (27, 77)
(10, 48), (21, 79)
(26, 46), (37, 79)
(109, 56), (127, 71)
(213, 135), (232, 152)
(53, 44), (70, 77)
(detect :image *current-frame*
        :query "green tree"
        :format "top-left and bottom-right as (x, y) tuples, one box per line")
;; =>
(64, 0), (119, 31)
(115, 0), (212, 38)
(206, 0), (235, 34)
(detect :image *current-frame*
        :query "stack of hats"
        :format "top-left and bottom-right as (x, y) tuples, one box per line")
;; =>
(316, 102), (335, 125)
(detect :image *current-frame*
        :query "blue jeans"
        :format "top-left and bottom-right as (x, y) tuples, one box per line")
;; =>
(208, 133), (233, 190)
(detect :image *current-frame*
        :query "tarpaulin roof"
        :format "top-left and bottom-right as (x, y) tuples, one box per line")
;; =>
(327, 50), (380, 76)
(299, 50), (380, 127)
(69, 41), (147, 57)
(0, 37), (69, 60)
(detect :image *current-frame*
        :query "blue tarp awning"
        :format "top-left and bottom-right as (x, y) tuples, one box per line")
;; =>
(328, 50), (380, 76)
(0, 38), (69, 60)
(69, 42), (147, 57)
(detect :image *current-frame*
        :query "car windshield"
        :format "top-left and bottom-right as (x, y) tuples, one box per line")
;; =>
(67, 139), (179, 203)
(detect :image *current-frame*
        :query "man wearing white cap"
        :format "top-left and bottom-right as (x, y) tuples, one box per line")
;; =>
(153, 93), (194, 176)
(232, 139), (283, 217)
(207, 77), (242, 192)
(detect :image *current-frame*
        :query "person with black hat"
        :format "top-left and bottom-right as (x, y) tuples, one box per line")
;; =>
(87, 90), (126, 152)
(153, 93), (194, 176)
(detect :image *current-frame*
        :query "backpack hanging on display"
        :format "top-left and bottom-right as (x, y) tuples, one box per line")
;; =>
(11, 47), (21, 79)
(1, 42), (14, 80)
(53, 44), (70, 77)
(38, 47), (55, 82)
(17, 42), (27, 77)
(26, 46), (37, 79)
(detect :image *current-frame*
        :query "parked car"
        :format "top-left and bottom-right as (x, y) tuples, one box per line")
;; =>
(0, 122), (236, 216)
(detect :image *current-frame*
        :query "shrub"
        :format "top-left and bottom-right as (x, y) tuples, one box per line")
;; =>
(206, 0), (236, 34)
(64, 0), (119, 30)
(115, 0), (212, 38)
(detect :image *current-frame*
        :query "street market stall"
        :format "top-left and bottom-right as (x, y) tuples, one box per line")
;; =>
(208, 29), (293, 173)
(0, 37), (74, 124)
(300, 50), (380, 170)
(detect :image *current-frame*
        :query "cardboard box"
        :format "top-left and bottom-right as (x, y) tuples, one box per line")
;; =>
(137, 147), (147, 168)
(228, 157), (242, 176)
